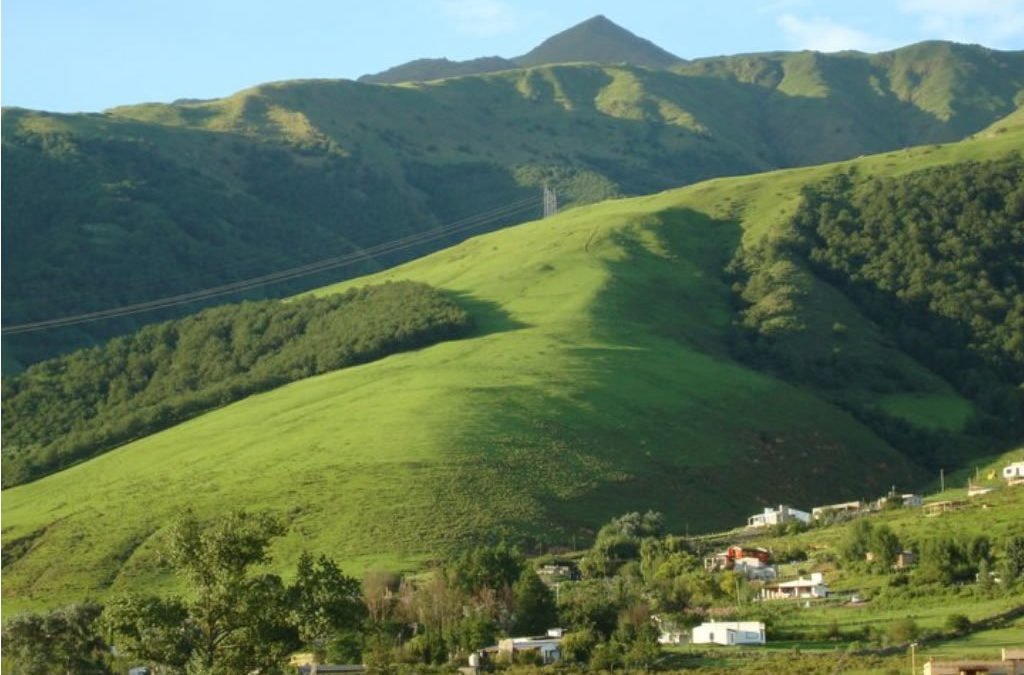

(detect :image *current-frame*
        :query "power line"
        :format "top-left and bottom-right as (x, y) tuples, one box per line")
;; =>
(2, 197), (540, 335)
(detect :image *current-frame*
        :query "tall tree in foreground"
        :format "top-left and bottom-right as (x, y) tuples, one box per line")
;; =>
(103, 510), (365, 674)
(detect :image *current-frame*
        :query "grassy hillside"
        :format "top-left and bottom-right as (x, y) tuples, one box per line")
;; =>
(3, 126), (1021, 612)
(1, 282), (470, 486)
(4, 41), (1022, 368)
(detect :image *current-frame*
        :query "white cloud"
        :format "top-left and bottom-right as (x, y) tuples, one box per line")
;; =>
(777, 14), (890, 52)
(438, 0), (525, 37)
(899, 0), (1024, 45)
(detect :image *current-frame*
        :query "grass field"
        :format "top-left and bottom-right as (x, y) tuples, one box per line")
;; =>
(3, 126), (1022, 614)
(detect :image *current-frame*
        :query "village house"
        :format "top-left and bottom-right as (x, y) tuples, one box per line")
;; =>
(760, 572), (829, 600)
(895, 550), (917, 569)
(864, 550), (917, 569)
(811, 500), (865, 521)
(924, 647), (1024, 675)
(536, 561), (580, 582)
(1003, 461), (1024, 484)
(704, 546), (777, 580)
(746, 505), (811, 528)
(495, 628), (565, 665)
(874, 491), (923, 509)
(690, 621), (766, 646)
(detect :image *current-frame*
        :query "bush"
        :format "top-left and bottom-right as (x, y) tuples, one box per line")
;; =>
(944, 613), (971, 635)
(885, 617), (919, 644)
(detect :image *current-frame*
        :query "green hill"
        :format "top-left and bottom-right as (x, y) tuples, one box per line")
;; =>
(3, 125), (1021, 612)
(3, 35), (1023, 369)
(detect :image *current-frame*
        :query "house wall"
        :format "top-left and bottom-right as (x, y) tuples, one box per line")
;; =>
(1004, 462), (1024, 478)
(691, 623), (765, 645)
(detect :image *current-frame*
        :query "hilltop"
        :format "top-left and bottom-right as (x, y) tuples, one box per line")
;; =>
(3, 30), (1023, 369)
(3, 124), (1021, 611)
(360, 15), (681, 84)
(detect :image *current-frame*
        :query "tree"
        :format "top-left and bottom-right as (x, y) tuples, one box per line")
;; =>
(163, 509), (288, 673)
(448, 541), (524, 596)
(289, 552), (366, 659)
(2, 603), (110, 675)
(1001, 536), (1024, 585)
(512, 568), (557, 636)
(842, 519), (873, 562)
(101, 595), (192, 672)
(869, 525), (902, 570)
(362, 569), (402, 624)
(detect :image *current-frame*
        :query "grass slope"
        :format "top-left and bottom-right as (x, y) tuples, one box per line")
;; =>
(4, 42), (1022, 368)
(3, 127), (1022, 613)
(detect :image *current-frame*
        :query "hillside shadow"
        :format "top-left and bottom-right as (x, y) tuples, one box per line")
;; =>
(444, 290), (530, 337)
(591, 207), (742, 356)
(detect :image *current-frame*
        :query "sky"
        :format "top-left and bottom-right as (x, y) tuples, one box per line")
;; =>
(3, 0), (1024, 113)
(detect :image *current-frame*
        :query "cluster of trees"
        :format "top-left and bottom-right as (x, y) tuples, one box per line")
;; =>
(2, 281), (471, 486)
(794, 155), (1024, 436)
(842, 519), (1024, 590)
(727, 155), (1024, 469)
(3, 510), (365, 674)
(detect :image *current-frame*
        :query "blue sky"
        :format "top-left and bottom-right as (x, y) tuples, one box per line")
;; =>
(4, 0), (1024, 112)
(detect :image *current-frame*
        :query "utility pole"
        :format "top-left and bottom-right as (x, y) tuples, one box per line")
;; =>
(542, 183), (558, 218)
(940, 468), (945, 493)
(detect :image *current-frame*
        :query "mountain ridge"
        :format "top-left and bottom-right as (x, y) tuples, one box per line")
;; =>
(4, 38), (1023, 370)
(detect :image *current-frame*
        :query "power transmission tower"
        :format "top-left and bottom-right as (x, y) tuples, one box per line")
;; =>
(542, 183), (558, 218)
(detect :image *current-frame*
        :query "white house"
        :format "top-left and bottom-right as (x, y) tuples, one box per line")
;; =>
(496, 628), (564, 664)
(747, 505), (811, 528)
(1003, 461), (1024, 481)
(691, 621), (765, 646)
(760, 572), (829, 600)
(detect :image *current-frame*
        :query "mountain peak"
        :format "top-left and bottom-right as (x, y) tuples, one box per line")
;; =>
(514, 14), (682, 69)
(360, 15), (682, 84)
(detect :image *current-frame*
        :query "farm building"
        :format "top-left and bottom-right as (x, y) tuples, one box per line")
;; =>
(691, 621), (765, 646)
(746, 505), (811, 528)
(1003, 461), (1024, 482)
(760, 572), (829, 600)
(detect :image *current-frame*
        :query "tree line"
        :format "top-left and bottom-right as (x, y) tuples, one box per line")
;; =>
(2, 281), (471, 487)
(793, 154), (1024, 436)
(727, 154), (1024, 464)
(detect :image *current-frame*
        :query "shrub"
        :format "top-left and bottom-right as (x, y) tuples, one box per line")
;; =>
(944, 613), (971, 635)
(885, 617), (919, 644)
